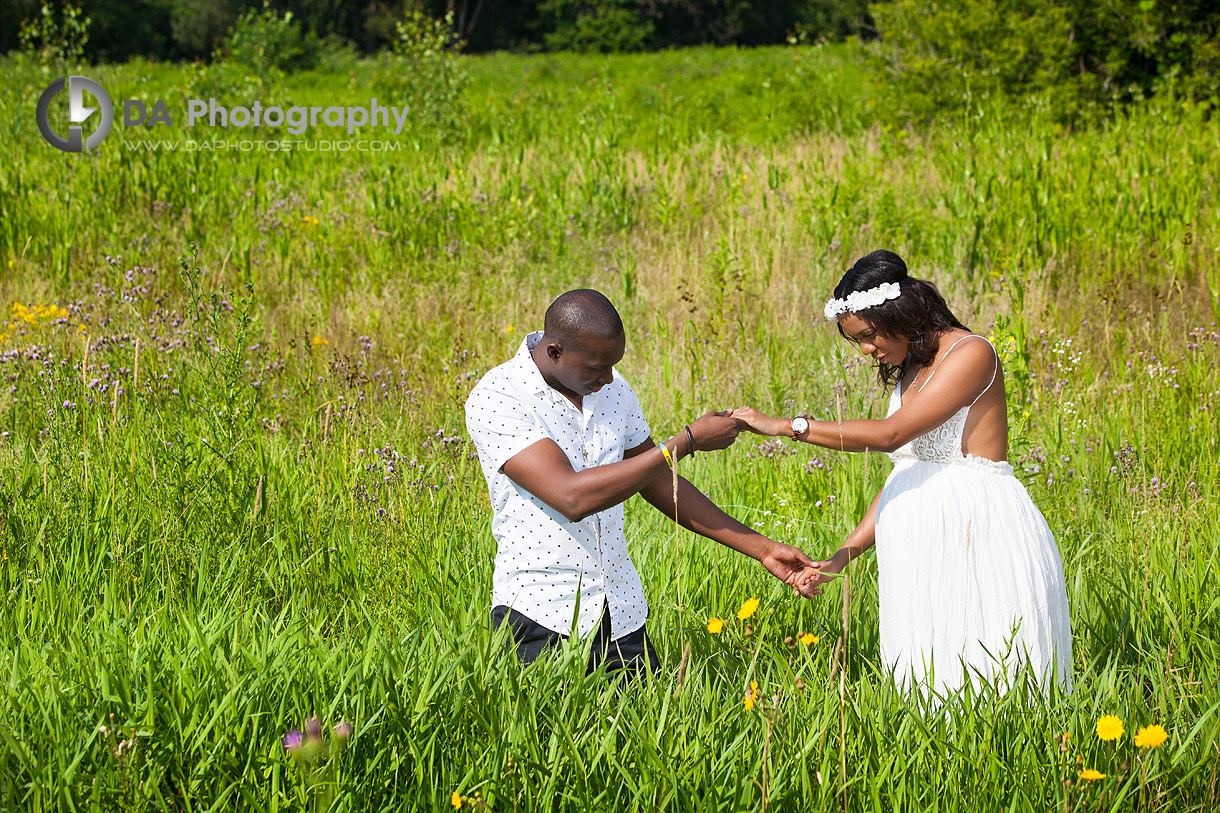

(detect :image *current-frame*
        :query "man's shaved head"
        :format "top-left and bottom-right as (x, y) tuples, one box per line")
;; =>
(544, 289), (624, 349)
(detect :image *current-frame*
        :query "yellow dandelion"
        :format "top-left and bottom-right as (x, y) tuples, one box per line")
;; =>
(300, 215), (320, 227)
(706, 617), (724, 634)
(1134, 724), (1168, 749)
(800, 633), (818, 646)
(744, 680), (759, 710)
(736, 597), (760, 620)
(78, 324), (87, 334)
(1096, 715), (1124, 742)
(311, 336), (328, 348)
(451, 790), (463, 808)
(1078, 768), (1105, 781)
(505, 325), (515, 333)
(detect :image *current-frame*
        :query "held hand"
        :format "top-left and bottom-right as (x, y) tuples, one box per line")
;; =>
(761, 543), (824, 600)
(688, 410), (741, 452)
(792, 553), (846, 594)
(730, 406), (785, 437)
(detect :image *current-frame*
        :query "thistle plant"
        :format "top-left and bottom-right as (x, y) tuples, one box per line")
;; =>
(281, 715), (354, 810)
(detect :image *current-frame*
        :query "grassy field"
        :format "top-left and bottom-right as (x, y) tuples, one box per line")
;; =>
(1, 44), (1219, 810)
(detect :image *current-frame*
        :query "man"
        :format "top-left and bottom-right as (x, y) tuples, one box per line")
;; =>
(465, 289), (818, 673)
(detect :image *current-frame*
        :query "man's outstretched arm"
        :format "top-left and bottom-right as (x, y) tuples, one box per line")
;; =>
(628, 440), (823, 600)
(501, 411), (740, 522)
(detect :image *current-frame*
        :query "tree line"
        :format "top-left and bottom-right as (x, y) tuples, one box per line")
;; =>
(0, 0), (874, 62)
(3, 0), (1216, 117)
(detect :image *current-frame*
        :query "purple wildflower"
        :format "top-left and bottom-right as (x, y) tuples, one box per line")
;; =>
(282, 730), (303, 752)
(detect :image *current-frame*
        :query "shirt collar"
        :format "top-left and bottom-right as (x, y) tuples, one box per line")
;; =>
(510, 331), (602, 412)
(510, 331), (551, 395)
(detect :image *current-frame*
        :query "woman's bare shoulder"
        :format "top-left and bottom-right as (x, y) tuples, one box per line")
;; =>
(939, 332), (1000, 377)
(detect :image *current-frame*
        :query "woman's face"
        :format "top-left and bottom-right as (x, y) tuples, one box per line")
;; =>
(838, 312), (909, 366)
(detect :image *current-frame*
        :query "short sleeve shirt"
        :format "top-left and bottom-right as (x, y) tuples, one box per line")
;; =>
(465, 331), (652, 640)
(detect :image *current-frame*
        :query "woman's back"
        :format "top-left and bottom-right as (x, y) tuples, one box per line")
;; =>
(893, 330), (1008, 464)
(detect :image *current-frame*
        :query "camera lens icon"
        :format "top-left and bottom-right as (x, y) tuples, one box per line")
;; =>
(37, 76), (113, 153)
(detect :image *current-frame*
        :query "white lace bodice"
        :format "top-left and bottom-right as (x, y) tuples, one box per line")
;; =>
(885, 335), (1001, 467)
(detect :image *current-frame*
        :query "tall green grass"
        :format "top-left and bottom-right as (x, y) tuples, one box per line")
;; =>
(0, 45), (1218, 809)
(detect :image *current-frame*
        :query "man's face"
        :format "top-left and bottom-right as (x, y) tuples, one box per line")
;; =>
(547, 332), (626, 397)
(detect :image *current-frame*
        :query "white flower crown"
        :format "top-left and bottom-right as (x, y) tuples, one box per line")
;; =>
(823, 281), (902, 320)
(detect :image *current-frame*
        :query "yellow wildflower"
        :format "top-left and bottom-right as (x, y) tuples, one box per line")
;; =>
(744, 680), (759, 710)
(706, 617), (723, 634)
(1078, 769), (1105, 781)
(736, 597), (760, 620)
(505, 325), (515, 333)
(800, 633), (818, 646)
(1096, 715), (1124, 742)
(311, 336), (328, 348)
(78, 324), (87, 334)
(1134, 724), (1168, 749)
(300, 215), (320, 227)
(451, 791), (463, 808)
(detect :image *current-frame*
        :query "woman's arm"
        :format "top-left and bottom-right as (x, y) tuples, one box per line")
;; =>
(826, 487), (881, 571)
(800, 486), (883, 591)
(732, 338), (999, 453)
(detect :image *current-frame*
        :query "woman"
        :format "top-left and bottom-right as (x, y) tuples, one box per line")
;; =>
(732, 250), (1072, 700)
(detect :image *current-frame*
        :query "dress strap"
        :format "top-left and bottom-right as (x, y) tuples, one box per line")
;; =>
(921, 334), (980, 387)
(967, 336), (1000, 407)
(920, 335), (998, 406)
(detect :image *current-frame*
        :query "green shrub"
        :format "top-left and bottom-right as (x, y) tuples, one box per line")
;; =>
(540, 0), (655, 53)
(221, 2), (323, 74)
(371, 10), (469, 134)
(186, 57), (279, 103)
(865, 0), (1074, 120)
(313, 35), (361, 75)
(17, 1), (92, 71)
(186, 3), (363, 106)
(866, 0), (1220, 121)
(1063, 0), (1220, 107)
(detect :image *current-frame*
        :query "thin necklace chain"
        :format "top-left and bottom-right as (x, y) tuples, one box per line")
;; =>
(905, 331), (951, 392)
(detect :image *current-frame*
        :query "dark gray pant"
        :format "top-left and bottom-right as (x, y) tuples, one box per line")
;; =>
(491, 604), (659, 675)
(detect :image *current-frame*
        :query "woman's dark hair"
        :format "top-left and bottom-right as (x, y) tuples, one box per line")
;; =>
(831, 250), (968, 388)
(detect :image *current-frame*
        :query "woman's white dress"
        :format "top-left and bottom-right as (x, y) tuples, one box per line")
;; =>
(874, 336), (1072, 699)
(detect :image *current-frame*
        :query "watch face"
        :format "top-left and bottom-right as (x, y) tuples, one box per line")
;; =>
(792, 417), (809, 433)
